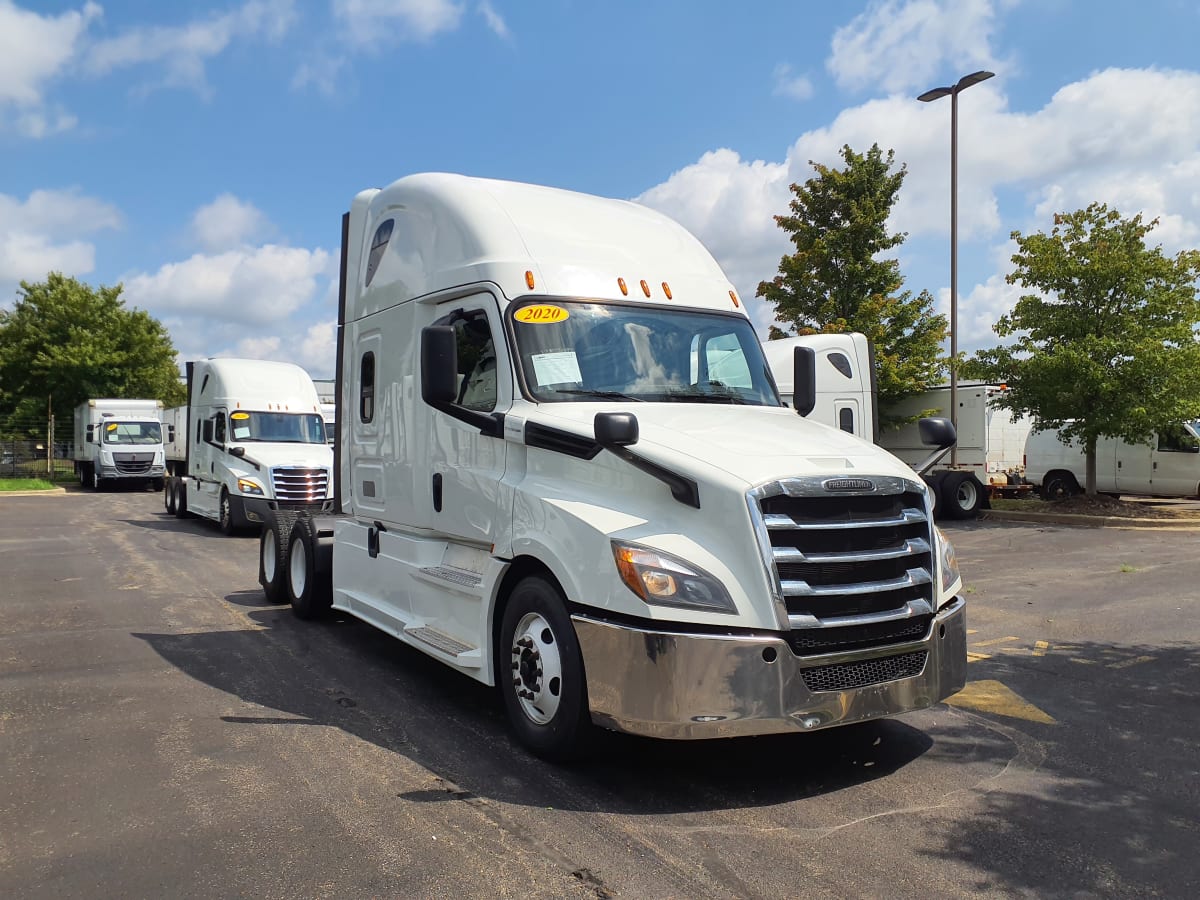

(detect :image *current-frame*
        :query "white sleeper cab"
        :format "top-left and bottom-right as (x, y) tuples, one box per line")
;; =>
(164, 358), (334, 535)
(257, 174), (968, 759)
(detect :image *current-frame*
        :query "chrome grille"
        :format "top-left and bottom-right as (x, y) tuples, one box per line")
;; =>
(749, 475), (935, 657)
(113, 452), (154, 474)
(271, 466), (329, 501)
(802, 650), (928, 692)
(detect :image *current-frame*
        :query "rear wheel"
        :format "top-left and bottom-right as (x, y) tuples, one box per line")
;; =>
(164, 480), (177, 515)
(173, 481), (189, 518)
(1042, 472), (1079, 501)
(287, 517), (331, 619)
(941, 472), (982, 519)
(498, 575), (590, 761)
(259, 524), (289, 604)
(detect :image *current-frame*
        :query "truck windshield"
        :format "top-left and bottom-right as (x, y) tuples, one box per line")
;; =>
(510, 300), (781, 405)
(102, 422), (162, 445)
(229, 412), (326, 444)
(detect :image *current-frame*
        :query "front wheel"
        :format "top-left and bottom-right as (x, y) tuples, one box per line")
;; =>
(91, 466), (103, 491)
(498, 576), (590, 761)
(164, 480), (177, 516)
(218, 489), (236, 535)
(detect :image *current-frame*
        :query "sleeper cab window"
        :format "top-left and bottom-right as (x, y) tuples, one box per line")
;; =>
(828, 352), (852, 379)
(364, 219), (394, 288)
(360, 352), (376, 423)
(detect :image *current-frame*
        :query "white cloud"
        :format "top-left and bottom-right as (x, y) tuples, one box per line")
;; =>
(297, 320), (337, 375)
(291, 52), (348, 96)
(83, 0), (297, 96)
(478, 1), (509, 40)
(123, 245), (335, 326)
(191, 194), (272, 252)
(772, 64), (814, 102)
(0, 187), (122, 297)
(828, 0), (1010, 94)
(333, 0), (464, 46)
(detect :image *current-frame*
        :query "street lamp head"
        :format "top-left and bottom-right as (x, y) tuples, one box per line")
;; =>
(918, 86), (953, 103)
(956, 70), (995, 91)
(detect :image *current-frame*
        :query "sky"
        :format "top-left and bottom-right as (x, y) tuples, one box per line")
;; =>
(3, 0), (1200, 380)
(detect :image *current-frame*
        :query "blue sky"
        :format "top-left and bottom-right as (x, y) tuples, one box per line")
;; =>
(3, 0), (1200, 378)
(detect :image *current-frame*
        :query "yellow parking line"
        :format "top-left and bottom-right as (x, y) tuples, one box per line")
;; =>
(946, 679), (1056, 724)
(1108, 655), (1155, 669)
(1033, 640), (1050, 657)
(971, 635), (1020, 647)
(966, 651), (991, 662)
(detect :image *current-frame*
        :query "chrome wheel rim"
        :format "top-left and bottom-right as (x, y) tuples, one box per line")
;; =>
(289, 538), (307, 598)
(510, 612), (563, 725)
(262, 529), (276, 582)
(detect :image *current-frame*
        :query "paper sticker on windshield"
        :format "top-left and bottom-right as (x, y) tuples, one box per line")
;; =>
(515, 305), (568, 324)
(231, 412), (250, 420)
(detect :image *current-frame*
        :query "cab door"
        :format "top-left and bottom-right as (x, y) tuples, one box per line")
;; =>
(1149, 426), (1200, 497)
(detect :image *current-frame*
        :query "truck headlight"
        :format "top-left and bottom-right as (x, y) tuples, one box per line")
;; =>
(935, 526), (962, 597)
(237, 478), (265, 496)
(611, 541), (736, 614)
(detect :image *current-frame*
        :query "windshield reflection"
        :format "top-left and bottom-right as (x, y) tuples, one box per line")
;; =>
(510, 300), (780, 406)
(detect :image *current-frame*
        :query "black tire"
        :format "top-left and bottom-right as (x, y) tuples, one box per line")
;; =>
(259, 523), (289, 604)
(941, 471), (982, 520)
(173, 481), (189, 518)
(218, 488), (236, 535)
(1042, 472), (1079, 501)
(287, 517), (332, 620)
(151, 478), (165, 493)
(164, 480), (177, 516)
(78, 464), (87, 487)
(498, 575), (590, 761)
(91, 466), (104, 491)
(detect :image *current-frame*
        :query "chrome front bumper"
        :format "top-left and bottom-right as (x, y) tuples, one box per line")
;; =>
(574, 598), (967, 740)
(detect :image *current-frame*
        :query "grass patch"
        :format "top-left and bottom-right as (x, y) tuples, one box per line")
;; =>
(0, 478), (57, 491)
(1119, 563), (1138, 573)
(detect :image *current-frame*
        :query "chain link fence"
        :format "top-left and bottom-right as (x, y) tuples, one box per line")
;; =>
(0, 414), (76, 480)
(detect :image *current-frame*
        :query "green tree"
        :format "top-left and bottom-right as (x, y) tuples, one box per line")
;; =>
(0, 273), (185, 425)
(756, 143), (948, 422)
(964, 203), (1200, 495)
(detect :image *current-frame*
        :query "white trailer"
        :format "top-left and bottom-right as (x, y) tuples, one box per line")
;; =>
(1025, 421), (1200, 499)
(163, 358), (334, 534)
(72, 398), (165, 491)
(257, 173), (968, 760)
(761, 334), (1034, 518)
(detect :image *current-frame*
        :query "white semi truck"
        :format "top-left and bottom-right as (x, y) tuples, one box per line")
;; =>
(761, 334), (1034, 518)
(72, 398), (166, 491)
(164, 358), (334, 535)
(257, 173), (967, 759)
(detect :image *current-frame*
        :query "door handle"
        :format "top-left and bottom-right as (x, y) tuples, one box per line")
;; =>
(432, 472), (443, 512)
(367, 521), (386, 559)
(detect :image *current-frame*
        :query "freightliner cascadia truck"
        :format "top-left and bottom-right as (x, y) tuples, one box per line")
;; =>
(257, 174), (967, 759)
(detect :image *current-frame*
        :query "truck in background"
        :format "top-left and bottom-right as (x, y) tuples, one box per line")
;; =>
(760, 333), (1034, 519)
(1024, 421), (1200, 499)
(72, 398), (166, 491)
(164, 358), (334, 535)
(256, 173), (967, 760)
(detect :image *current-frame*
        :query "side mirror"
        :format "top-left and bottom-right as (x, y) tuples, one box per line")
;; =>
(792, 346), (816, 417)
(421, 326), (458, 405)
(85, 427), (94, 444)
(913, 416), (957, 477)
(167, 425), (175, 442)
(594, 412), (639, 447)
(229, 446), (246, 458)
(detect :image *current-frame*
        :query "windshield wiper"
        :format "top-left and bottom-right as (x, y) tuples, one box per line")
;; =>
(553, 389), (644, 402)
(665, 390), (748, 405)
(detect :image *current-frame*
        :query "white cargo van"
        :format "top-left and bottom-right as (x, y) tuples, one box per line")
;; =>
(1024, 422), (1200, 499)
(164, 358), (334, 534)
(258, 174), (967, 759)
(73, 398), (165, 490)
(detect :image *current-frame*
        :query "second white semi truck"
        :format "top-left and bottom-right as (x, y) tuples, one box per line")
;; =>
(164, 358), (334, 534)
(73, 398), (166, 491)
(257, 173), (967, 759)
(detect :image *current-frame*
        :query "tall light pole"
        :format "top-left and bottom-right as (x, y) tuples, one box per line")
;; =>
(918, 70), (993, 466)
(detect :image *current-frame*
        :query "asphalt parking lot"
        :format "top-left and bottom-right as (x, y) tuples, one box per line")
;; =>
(1, 487), (1198, 898)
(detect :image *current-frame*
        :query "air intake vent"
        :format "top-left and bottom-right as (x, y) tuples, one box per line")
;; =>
(802, 650), (928, 692)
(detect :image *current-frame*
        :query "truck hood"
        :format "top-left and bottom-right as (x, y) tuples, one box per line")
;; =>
(229, 442), (332, 472)
(523, 403), (921, 488)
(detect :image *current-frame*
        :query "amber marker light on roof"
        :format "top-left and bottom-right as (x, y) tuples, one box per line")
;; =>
(662, 282), (672, 300)
(618, 277), (628, 296)
(640, 279), (651, 297)
(729, 290), (740, 308)
(525, 270), (535, 289)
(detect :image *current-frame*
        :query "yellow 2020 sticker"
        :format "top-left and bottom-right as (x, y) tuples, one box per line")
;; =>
(106, 423), (118, 431)
(515, 304), (569, 324)
(231, 412), (250, 420)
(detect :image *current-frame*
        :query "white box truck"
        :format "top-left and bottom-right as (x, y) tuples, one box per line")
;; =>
(761, 334), (1034, 518)
(257, 173), (967, 759)
(73, 398), (166, 491)
(1024, 421), (1200, 499)
(164, 358), (334, 534)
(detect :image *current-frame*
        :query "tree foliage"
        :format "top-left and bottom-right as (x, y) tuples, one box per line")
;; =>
(0, 273), (185, 423)
(756, 143), (948, 420)
(964, 203), (1200, 494)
